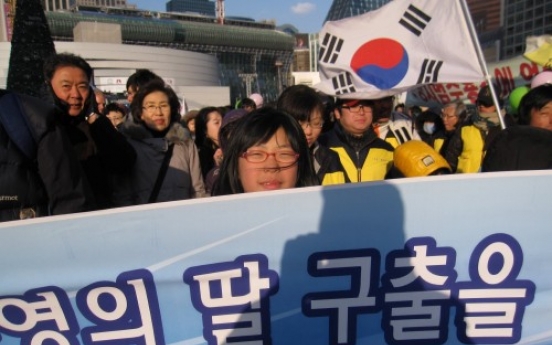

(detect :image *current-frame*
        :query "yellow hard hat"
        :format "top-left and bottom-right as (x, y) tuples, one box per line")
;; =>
(394, 140), (451, 177)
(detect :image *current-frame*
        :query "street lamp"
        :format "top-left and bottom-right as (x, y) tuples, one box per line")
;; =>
(275, 60), (283, 95)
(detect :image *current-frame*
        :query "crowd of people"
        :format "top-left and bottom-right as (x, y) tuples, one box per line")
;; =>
(1, 52), (551, 221)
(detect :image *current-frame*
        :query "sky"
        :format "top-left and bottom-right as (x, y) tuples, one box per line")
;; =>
(129, 0), (334, 33)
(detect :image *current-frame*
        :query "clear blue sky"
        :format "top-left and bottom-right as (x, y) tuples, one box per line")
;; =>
(129, 0), (333, 33)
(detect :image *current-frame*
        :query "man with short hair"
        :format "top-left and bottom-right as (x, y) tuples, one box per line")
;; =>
(0, 89), (94, 221)
(43, 53), (136, 209)
(126, 69), (163, 104)
(319, 98), (394, 182)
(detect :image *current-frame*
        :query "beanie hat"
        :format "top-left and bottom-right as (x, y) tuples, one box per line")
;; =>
(394, 140), (451, 177)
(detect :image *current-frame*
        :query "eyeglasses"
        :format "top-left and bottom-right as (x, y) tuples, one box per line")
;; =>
(241, 149), (299, 163)
(342, 104), (369, 113)
(300, 120), (324, 129)
(440, 113), (458, 120)
(142, 104), (170, 114)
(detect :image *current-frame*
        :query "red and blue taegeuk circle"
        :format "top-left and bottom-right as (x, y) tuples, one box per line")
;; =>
(350, 38), (409, 89)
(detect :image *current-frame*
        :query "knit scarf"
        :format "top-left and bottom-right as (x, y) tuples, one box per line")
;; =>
(472, 110), (502, 132)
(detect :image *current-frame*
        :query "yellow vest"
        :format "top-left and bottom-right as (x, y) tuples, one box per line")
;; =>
(321, 171), (346, 185)
(457, 126), (484, 173)
(434, 138), (444, 153)
(331, 147), (393, 182)
(385, 137), (400, 149)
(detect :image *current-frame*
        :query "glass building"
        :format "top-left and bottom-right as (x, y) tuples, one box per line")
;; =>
(466, 0), (552, 61)
(40, 0), (133, 11)
(324, 0), (390, 22)
(502, 0), (552, 59)
(45, 10), (295, 103)
(166, 0), (215, 16)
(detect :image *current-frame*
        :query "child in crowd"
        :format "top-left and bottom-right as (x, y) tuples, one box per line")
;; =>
(276, 85), (345, 185)
(104, 102), (127, 128)
(212, 108), (318, 195)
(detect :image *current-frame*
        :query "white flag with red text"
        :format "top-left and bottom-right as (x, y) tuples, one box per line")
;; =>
(315, 0), (485, 99)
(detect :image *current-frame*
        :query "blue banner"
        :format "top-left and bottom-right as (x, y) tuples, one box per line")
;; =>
(0, 171), (551, 345)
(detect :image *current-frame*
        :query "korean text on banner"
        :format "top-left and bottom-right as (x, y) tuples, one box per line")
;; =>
(315, 0), (485, 99)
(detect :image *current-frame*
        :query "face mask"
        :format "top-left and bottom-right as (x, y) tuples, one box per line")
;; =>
(423, 122), (436, 134)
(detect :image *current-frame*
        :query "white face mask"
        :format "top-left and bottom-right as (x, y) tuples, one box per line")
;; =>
(423, 122), (436, 135)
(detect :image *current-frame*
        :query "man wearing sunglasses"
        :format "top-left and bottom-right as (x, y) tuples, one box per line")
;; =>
(319, 98), (394, 182)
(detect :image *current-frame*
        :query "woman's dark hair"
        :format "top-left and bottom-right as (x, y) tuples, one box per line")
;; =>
(130, 79), (181, 126)
(276, 84), (325, 123)
(518, 84), (552, 125)
(43, 53), (92, 83)
(194, 106), (223, 148)
(213, 107), (318, 195)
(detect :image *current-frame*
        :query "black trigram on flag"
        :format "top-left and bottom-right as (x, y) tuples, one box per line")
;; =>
(399, 4), (432, 36)
(332, 72), (356, 95)
(319, 33), (344, 64)
(417, 59), (443, 84)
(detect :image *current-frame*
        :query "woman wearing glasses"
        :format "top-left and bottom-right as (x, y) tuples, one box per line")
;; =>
(277, 85), (345, 185)
(112, 80), (206, 205)
(212, 108), (318, 195)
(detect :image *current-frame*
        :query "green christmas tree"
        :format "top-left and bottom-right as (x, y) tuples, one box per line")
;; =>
(6, 0), (56, 97)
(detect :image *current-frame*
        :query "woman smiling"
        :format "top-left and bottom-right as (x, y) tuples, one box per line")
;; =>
(112, 80), (206, 205)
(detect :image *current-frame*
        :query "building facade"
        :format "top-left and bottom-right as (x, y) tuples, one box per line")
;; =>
(324, 0), (390, 22)
(464, 0), (552, 61)
(41, 0), (134, 11)
(42, 9), (294, 103)
(501, 0), (552, 59)
(166, 0), (215, 16)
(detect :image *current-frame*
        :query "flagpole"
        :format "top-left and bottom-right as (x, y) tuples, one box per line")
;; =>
(459, 0), (506, 129)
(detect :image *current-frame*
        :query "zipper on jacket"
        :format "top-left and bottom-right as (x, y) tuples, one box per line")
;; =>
(356, 151), (361, 182)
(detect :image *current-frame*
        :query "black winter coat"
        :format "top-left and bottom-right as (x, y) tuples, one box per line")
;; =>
(0, 90), (94, 221)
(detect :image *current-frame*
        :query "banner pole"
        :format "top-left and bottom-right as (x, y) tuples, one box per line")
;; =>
(459, 0), (506, 129)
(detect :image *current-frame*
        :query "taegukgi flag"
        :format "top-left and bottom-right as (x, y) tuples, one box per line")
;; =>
(315, 0), (485, 99)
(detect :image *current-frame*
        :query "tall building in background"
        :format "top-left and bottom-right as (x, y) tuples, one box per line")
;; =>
(501, 0), (552, 59)
(465, 0), (502, 62)
(466, 0), (552, 61)
(41, 0), (72, 11)
(324, 0), (390, 22)
(41, 0), (134, 11)
(166, 0), (215, 16)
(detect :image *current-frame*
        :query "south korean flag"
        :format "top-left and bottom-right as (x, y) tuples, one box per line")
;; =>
(315, 0), (485, 99)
